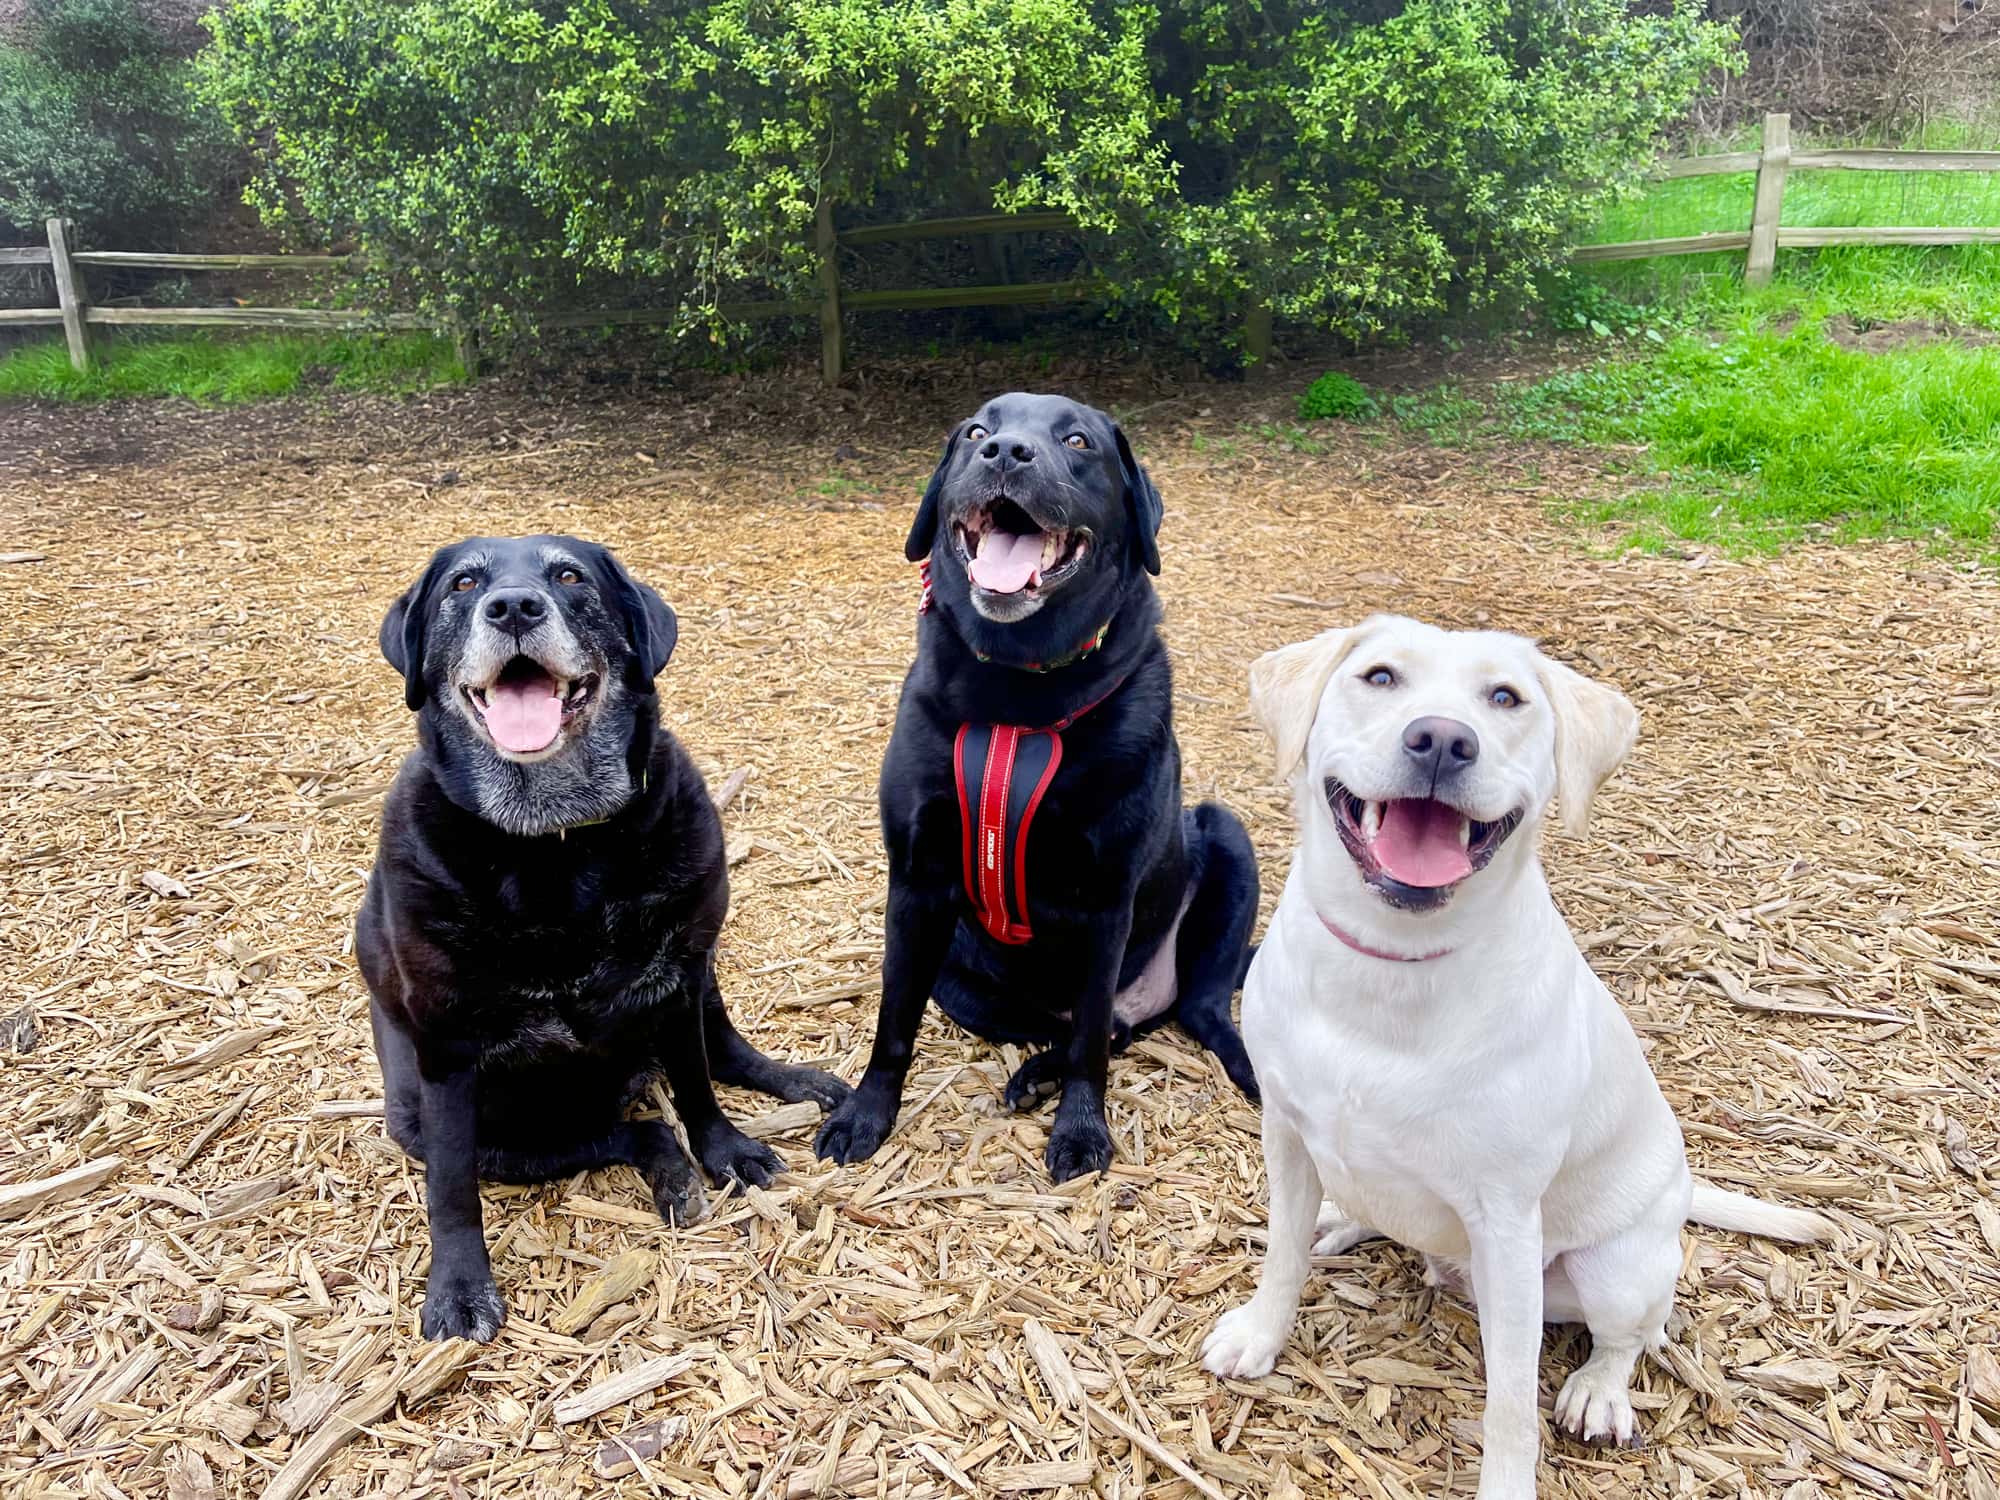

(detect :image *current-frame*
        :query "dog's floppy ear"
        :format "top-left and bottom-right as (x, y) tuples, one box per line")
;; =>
(599, 547), (678, 683)
(379, 547), (454, 712)
(1113, 423), (1163, 576)
(904, 426), (959, 563)
(1535, 652), (1639, 838)
(1248, 625), (1367, 782)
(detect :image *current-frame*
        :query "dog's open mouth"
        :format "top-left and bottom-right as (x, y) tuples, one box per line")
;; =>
(1326, 777), (1521, 909)
(462, 656), (599, 756)
(953, 497), (1088, 596)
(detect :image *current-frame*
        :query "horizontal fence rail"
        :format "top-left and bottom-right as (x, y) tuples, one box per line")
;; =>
(1582, 112), (2000, 284)
(7, 117), (1995, 379)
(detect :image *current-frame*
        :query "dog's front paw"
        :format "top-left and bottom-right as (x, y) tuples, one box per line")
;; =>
(814, 1089), (896, 1165)
(1044, 1111), (1113, 1182)
(421, 1264), (505, 1343)
(1555, 1360), (1643, 1449)
(1201, 1301), (1289, 1380)
(696, 1126), (783, 1189)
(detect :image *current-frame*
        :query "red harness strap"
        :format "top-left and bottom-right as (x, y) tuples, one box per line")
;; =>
(952, 679), (1125, 946)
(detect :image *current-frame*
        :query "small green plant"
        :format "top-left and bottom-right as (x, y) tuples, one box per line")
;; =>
(1255, 421), (1330, 455)
(1385, 387), (1487, 445)
(1297, 371), (1379, 423)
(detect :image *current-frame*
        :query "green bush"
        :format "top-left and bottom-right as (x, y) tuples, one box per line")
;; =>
(0, 0), (237, 248)
(1298, 371), (1378, 422)
(196, 0), (1738, 352)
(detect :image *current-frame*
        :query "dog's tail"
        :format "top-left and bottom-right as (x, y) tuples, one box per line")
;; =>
(1689, 1181), (1835, 1245)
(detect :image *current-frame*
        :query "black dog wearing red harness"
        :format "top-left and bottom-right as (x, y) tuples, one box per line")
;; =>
(815, 393), (1261, 1182)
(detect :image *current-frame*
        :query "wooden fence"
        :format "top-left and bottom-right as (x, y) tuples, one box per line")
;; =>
(0, 207), (1102, 384)
(1573, 112), (2000, 283)
(7, 112), (1998, 382)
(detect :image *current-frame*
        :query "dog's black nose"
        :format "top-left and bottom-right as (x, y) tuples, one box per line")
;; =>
(482, 588), (547, 634)
(1402, 716), (1479, 776)
(977, 433), (1035, 470)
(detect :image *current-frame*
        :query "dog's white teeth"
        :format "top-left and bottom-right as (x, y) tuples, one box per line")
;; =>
(1040, 531), (1061, 569)
(1361, 801), (1381, 841)
(1458, 818), (1472, 848)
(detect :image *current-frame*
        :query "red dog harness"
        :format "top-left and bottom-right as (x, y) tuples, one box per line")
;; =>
(922, 559), (1121, 944)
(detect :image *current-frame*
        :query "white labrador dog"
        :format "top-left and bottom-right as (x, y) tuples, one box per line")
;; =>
(1203, 616), (1830, 1500)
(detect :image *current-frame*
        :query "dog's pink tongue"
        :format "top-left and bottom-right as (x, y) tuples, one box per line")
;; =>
(1372, 799), (1473, 888)
(484, 676), (563, 753)
(968, 530), (1041, 594)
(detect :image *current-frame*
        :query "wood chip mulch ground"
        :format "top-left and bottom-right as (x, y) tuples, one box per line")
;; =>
(4, 360), (1999, 1499)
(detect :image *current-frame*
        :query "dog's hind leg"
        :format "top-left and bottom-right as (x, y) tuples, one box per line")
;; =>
(699, 964), (849, 1111)
(662, 980), (787, 1189)
(475, 1123), (706, 1226)
(1005, 1021), (1133, 1112)
(1169, 803), (1261, 1102)
(1313, 1201), (1386, 1257)
(1549, 1192), (1681, 1450)
(369, 1003), (428, 1161)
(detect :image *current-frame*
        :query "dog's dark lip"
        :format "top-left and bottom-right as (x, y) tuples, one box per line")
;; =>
(1323, 775), (1523, 910)
(949, 495), (1091, 594)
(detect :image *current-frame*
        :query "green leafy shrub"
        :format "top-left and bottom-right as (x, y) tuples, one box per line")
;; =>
(1298, 371), (1378, 422)
(0, 0), (237, 247)
(196, 0), (1738, 352)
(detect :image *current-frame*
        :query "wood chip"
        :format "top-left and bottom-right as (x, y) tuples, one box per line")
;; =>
(1021, 1319), (1083, 1410)
(1737, 1359), (1843, 1396)
(553, 1346), (712, 1424)
(0, 1155), (122, 1221)
(552, 1248), (658, 1335)
(594, 1416), (690, 1478)
(982, 1459), (1095, 1491)
(154, 1025), (281, 1083)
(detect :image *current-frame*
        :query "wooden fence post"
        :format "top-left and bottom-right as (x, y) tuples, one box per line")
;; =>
(46, 218), (92, 372)
(450, 315), (482, 379)
(1745, 112), (1791, 287)
(816, 197), (842, 386)
(1243, 302), (1273, 365)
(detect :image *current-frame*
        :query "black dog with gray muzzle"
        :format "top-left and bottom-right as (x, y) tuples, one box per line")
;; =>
(358, 534), (847, 1342)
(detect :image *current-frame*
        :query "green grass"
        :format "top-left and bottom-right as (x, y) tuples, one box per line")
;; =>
(0, 331), (465, 402)
(1500, 320), (2000, 554)
(1459, 125), (2000, 559)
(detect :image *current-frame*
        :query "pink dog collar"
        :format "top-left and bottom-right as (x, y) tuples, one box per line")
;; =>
(1318, 912), (1454, 963)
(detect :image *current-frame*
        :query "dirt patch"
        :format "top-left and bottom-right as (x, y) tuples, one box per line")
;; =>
(3, 370), (1998, 1498)
(1824, 313), (2000, 353)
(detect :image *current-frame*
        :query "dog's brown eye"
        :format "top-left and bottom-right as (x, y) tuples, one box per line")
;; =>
(1065, 432), (1088, 450)
(1491, 685), (1522, 709)
(1363, 666), (1396, 687)
(556, 568), (581, 586)
(452, 574), (477, 592)
(966, 424), (989, 443)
